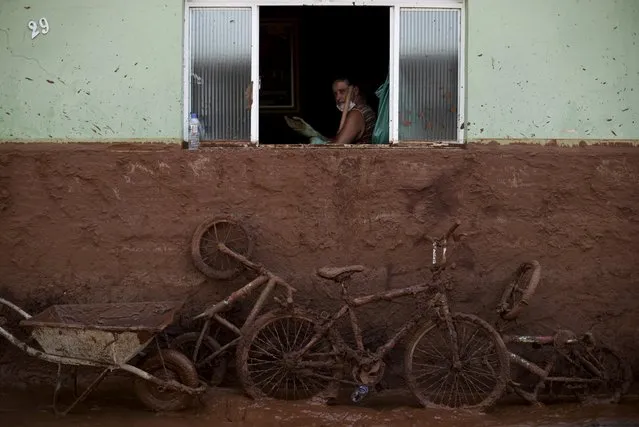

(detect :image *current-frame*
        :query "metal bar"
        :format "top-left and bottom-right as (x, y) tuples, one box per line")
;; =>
(194, 318), (211, 360)
(544, 376), (602, 383)
(295, 305), (349, 356)
(195, 275), (269, 319)
(214, 314), (242, 336)
(508, 352), (548, 378)
(53, 368), (111, 416)
(242, 278), (276, 331)
(374, 309), (425, 358)
(503, 335), (555, 345)
(348, 307), (365, 352)
(186, 1), (463, 7)
(0, 297), (32, 319)
(441, 298), (461, 366)
(118, 364), (206, 395)
(183, 4), (191, 142)
(218, 243), (297, 297)
(351, 282), (435, 306)
(196, 336), (240, 368)
(457, 3), (465, 144)
(250, 5), (260, 143)
(390, 5), (400, 143)
(20, 323), (175, 333)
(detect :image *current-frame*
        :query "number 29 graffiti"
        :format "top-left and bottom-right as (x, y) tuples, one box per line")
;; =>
(28, 18), (50, 40)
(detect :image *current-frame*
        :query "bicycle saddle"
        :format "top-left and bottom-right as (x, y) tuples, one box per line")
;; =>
(316, 265), (366, 280)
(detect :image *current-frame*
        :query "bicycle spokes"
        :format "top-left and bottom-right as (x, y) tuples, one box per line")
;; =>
(408, 316), (505, 408)
(243, 314), (336, 400)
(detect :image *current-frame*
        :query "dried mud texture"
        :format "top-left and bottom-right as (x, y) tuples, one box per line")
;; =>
(0, 143), (638, 387)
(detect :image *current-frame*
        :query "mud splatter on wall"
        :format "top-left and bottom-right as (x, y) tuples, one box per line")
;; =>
(1, 0), (637, 142)
(0, 0), (183, 142)
(466, 0), (638, 140)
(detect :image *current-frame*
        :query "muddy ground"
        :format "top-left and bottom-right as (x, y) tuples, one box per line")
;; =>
(2, 385), (639, 427)
(0, 142), (638, 391)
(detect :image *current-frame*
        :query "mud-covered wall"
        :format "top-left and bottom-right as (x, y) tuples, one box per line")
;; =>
(0, 143), (638, 385)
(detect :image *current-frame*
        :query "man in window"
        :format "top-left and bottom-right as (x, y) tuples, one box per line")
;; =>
(285, 78), (377, 145)
(330, 78), (377, 145)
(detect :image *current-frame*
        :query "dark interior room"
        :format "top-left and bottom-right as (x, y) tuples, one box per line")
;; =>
(259, 6), (390, 144)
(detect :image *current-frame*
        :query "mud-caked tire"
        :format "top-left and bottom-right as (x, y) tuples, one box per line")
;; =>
(169, 332), (228, 386)
(498, 260), (541, 320)
(191, 216), (254, 280)
(236, 308), (342, 401)
(405, 313), (510, 411)
(134, 349), (200, 412)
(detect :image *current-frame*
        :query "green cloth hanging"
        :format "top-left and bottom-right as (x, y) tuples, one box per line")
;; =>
(371, 75), (390, 145)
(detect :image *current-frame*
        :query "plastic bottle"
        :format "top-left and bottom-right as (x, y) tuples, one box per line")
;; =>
(188, 113), (200, 151)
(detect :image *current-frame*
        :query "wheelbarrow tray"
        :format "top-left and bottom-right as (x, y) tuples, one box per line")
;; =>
(20, 301), (183, 366)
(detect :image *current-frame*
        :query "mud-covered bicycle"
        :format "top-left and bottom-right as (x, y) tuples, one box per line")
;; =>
(169, 216), (297, 387)
(495, 260), (633, 405)
(235, 220), (513, 411)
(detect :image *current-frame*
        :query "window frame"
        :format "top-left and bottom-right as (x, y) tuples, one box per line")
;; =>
(183, 0), (465, 146)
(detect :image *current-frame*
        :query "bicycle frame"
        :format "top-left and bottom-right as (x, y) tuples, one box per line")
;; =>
(502, 333), (607, 403)
(296, 221), (464, 375)
(189, 244), (296, 369)
(317, 282), (452, 363)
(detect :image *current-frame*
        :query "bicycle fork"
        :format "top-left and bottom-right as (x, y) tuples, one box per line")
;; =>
(439, 294), (462, 369)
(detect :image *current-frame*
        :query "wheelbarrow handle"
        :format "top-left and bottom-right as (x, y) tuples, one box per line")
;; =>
(120, 364), (207, 395)
(0, 297), (32, 320)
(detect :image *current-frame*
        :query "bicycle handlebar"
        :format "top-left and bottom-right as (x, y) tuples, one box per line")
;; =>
(218, 243), (264, 273)
(193, 244), (297, 320)
(443, 220), (461, 241)
(425, 220), (462, 244)
(218, 243), (296, 291)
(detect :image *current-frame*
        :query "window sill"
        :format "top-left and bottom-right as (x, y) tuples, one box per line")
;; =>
(190, 141), (466, 149)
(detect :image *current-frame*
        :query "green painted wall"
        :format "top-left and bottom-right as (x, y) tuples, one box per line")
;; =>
(466, 0), (639, 140)
(1, 0), (637, 142)
(0, 0), (183, 142)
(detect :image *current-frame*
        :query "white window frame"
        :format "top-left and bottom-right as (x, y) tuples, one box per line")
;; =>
(183, 0), (465, 145)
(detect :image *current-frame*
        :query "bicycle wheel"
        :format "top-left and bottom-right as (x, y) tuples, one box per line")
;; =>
(169, 332), (228, 387)
(134, 349), (200, 412)
(236, 308), (341, 401)
(405, 313), (510, 410)
(573, 345), (633, 404)
(191, 216), (254, 280)
(498, 260), (541, 320)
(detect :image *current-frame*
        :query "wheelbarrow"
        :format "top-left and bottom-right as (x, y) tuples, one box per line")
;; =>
(0, 297), (206, 415)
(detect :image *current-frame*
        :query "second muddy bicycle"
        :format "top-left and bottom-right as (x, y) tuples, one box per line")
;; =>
(235, 220), (513, 411)
(495, 261), (633, 406)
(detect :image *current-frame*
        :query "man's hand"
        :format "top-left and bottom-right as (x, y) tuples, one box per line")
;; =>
(310, 136), (328, 145)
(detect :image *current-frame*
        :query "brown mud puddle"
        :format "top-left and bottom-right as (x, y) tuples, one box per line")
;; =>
(1, 387), (638, 427)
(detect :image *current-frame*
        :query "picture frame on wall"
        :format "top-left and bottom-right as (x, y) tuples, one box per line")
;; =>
(259, 19), (299, 113)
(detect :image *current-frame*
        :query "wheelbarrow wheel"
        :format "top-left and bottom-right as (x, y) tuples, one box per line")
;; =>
(134, 349), (200, 412)
(169, 332), (228, 386)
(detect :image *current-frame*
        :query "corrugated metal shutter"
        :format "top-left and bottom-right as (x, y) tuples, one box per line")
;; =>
(399, 9), (460, 142)
(190, 8), (252, 141)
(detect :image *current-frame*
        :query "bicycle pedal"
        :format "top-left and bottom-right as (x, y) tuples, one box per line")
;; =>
(351, 385), (369, 403)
